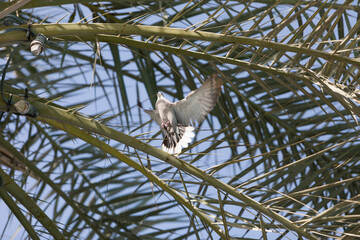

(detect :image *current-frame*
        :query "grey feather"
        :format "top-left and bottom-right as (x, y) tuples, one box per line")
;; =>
(143, 109), (161, 125)
(172, 74), (222, 125)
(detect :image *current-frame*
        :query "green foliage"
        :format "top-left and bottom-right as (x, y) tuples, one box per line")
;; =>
(0, 1), (360, 239)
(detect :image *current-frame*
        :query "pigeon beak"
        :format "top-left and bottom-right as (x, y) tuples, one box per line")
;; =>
(157, 92), (163, 99)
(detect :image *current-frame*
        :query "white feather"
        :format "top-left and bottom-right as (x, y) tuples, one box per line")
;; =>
(161, 126), (195, 155)
(179, 126), (195, 148)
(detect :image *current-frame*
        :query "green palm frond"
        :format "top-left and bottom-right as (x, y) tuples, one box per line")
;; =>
(0, 1), (360, 239)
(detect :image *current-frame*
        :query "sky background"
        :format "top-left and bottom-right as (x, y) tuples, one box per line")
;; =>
(1, 1), (358, 239)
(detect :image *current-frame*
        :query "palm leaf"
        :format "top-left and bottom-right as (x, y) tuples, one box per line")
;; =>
(1, 1), (360, 239)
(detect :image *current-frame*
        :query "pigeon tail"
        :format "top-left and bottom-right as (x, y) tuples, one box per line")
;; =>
(162, 124), (195, 154)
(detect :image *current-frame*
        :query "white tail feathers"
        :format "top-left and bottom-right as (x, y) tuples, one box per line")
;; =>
(162, 125), (195, 155)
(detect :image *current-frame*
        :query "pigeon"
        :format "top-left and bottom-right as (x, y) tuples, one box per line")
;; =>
(140, 74), (223, 154)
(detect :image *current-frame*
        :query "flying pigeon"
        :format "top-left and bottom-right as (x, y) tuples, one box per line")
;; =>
(140, 74), (222, 154)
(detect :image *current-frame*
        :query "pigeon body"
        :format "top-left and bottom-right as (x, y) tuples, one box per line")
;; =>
(141, 74), (222, 154)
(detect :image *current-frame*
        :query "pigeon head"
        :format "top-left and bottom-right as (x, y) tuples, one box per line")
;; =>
(157, 92), (164, 99)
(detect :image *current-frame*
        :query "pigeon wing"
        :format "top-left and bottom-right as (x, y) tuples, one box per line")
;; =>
(172, 75), (222, 125)
(142, 108), (168, 136)
(143, 109), (162, 126)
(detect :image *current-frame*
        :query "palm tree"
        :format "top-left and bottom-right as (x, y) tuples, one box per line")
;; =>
(0, 1), (359, 239)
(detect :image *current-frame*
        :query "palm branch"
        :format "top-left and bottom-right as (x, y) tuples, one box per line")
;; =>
(0, 1), (359, 239)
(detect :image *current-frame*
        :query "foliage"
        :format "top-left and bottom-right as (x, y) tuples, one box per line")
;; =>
(0, 1), (360, 239)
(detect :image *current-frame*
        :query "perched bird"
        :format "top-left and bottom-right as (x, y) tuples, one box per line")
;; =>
(140, 74), (223, 154)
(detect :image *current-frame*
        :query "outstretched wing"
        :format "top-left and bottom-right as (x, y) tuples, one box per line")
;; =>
(172, 75), (222, 125)
(141, 108), (168, 136)
(143, 109), (161, 126)
(138, 102), (162, 126)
